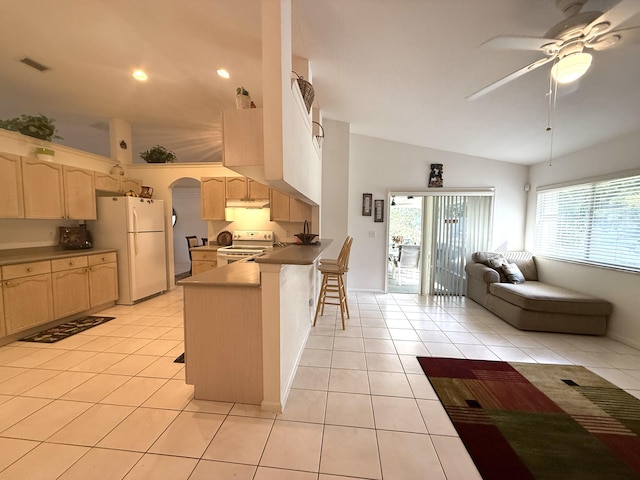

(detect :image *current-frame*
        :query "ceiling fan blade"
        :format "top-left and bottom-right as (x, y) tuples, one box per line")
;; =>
(466, 56), (556, 101)
(480, 35), (560, 51)
(587, 0), (640, 34)
(589, 25), (640, 50)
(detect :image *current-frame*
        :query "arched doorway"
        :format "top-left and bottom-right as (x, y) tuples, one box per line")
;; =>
(171, 177), (207, 280)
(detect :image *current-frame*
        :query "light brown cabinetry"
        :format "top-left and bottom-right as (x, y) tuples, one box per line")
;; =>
(201, 177), (226, 220)
(22, 159), (65, 219)
(222, 108), (264, 168)
(52, 256), (90, 319)
(88, 253), (118, 307)
(95, 173), (142, 195)
(63, 166), (96, 220)
(0, 153), (24, 218)
(226, 177), (269, 201)
(2, 261), (54, 335)
(0, 274), (5, 338)
(191, 249), (218, 275)
(270, 190), (312, 223)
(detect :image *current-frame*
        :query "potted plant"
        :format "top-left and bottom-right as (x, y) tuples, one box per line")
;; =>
(140, 145), (176, 163)
(0, 114), (62, 141)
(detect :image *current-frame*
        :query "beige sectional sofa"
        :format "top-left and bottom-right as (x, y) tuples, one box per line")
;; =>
(465, 251), (613, 335)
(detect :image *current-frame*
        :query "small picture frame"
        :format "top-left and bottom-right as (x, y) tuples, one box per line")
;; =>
(374, 199), (384, 222)
(362, 193), (373, 216)
(429, 163), (443, 188)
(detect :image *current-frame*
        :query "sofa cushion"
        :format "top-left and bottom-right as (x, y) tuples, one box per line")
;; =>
(472, 252), (508, 281)
(502, 263), (525, 284)
(472, 251), (538, 281)
(489, 281), (613, 316)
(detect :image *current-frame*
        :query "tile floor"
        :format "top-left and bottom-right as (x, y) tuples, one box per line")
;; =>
(1, 288), (639, 479)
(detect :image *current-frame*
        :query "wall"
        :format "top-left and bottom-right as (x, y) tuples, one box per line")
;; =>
(344, 134), (529, 292)
(525, 131), (640, 348)
(320, 119), (350, 260)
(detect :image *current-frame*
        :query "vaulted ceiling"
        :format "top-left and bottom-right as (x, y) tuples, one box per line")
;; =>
(1, 0), (639, 165)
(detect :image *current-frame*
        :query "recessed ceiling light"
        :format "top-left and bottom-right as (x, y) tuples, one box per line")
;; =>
(132, 69), (148, 81)
(216, 69), (230, 79)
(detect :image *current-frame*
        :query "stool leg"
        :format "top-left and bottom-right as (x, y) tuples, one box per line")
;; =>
(336, 274), (346, 329)
(313, 273), (328, 327)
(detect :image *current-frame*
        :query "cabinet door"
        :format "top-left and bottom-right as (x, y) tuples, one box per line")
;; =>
(0, 153), (24, 218)
(201, 177), (226, 220)
(89, 262), (118, 307)
(270, 189), (290, 222)
(290, 197), (312, 223)
(3, 273), (54, 334)
(0, 283), (5, 339)
(222, 109), (264, 168)
(192, 260), (217, 275)
(226, 177), (247, 200)
(22, 159), (64, 219)
(120, 178), (141, 194)
(52, 268), (90, 318)
(248, 180), (269, 200)
(95, 172), (121, 192)
(63, 166), (96, 220)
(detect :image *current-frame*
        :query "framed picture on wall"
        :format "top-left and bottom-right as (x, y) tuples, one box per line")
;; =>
(362, 193), (373, 216)
(429, 163), (443, 188)
(374, 199), (384, 222)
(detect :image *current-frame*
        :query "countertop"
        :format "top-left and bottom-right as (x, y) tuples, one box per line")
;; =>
(0, 246), (118, 267)
(179, 239), (332, 287)
(189, 243), (223, 252)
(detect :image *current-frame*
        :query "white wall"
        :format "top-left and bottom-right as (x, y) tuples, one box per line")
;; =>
(320, 119), (350, 260)
(345, 134), (529, 292)
(525, 131), (640, 348)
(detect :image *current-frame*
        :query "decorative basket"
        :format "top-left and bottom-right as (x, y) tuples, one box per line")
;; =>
(293, 71), (314, 113)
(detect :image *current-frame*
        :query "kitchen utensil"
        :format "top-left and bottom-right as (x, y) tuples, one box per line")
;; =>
(295, 220), (318, 245)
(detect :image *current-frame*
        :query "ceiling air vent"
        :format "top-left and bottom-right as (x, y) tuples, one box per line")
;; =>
(20, 57), (50, 72)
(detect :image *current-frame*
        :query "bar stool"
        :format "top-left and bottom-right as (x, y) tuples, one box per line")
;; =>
(313, 236), (353, 330)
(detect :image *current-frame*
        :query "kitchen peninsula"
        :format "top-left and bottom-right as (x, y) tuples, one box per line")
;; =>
(179, 241), (331, 413)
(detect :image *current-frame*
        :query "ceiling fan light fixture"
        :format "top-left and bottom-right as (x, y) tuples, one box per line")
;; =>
(551, 52), (592, 83)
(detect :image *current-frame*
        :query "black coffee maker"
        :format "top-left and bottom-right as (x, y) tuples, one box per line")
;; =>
(59, 224), (92, 249)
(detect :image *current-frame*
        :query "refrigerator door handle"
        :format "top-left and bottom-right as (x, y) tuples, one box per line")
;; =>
(133, 208), (139, 255)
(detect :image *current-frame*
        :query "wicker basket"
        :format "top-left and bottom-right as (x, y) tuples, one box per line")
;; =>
(293, 72), (314, 113)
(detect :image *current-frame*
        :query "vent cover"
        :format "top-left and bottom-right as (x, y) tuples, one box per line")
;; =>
(20, 57), (50, 72)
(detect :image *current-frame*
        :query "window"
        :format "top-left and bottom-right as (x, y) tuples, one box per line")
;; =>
(535, 173), (640, 272)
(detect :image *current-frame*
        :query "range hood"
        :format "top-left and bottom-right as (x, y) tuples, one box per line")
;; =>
(225, 199), (270, 209)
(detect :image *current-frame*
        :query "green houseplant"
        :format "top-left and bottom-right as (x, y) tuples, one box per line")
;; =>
(0, 114), (62, 141)
(140, 145), (176, 163)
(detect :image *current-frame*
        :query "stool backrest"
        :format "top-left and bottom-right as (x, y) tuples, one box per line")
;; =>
(337, 236), (354, 270)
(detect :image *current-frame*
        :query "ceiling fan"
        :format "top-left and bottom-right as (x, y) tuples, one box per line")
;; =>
(467, 0), (640, 100)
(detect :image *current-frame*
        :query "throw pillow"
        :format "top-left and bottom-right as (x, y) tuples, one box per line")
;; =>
(485, 255), (508, 282)
(502, 263), (526, 284)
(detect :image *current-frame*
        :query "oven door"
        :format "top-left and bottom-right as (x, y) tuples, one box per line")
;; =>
(217, 249), (263, 265)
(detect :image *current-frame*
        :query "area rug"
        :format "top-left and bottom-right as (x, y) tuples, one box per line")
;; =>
(19, 316), (115, 343)
(417, 357), (640, 480)
(174, 353), (185, 363)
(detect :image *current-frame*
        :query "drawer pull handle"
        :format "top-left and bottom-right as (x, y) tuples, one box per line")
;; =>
(69, 261), (74, 266)
(102, 257), (106, 261)
(27, 267), (33, 272)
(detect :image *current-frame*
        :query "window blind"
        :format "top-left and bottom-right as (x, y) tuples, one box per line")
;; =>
(535, 173), (640, 272)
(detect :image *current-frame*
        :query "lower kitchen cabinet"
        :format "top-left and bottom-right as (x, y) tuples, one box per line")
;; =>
(2, 261), (54, 335)
(191, 249), (218, 275)
(0, 251), (118, 341)
(52, 256), (90, 319)
(88, 253), (118, 307)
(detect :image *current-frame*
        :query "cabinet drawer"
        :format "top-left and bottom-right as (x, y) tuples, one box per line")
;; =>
(88, 252), (117, 266)
(52, 256), (88, 272)
(191, 250), (218, 261)
(2, 261), (51, 280)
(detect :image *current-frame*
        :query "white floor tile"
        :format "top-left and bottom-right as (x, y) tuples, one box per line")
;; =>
(202, 415), (273, 464)
(319, 425), (381, 479)
(260, 420), (323, 472)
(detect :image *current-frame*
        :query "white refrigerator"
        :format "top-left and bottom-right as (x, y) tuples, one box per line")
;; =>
(90, 196), (167, 305)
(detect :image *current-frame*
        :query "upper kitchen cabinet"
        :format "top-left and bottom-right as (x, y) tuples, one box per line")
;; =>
(222, 109), (264, 176)
(22, 158), (65, 219)
(63, 166), (96, 220)
(226, 177), (269, 201)
(21, 159), (96, 220)
(201, 177), (226, 220)
(270, 189), (312, 223)
(0, 152), (24, 218)
(94, 172), (120, 192)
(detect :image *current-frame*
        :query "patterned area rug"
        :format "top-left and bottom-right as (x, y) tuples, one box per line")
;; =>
(19, 316), (115, 343)
(174, 353), (185, 363)
(418, 357), (640, 480)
